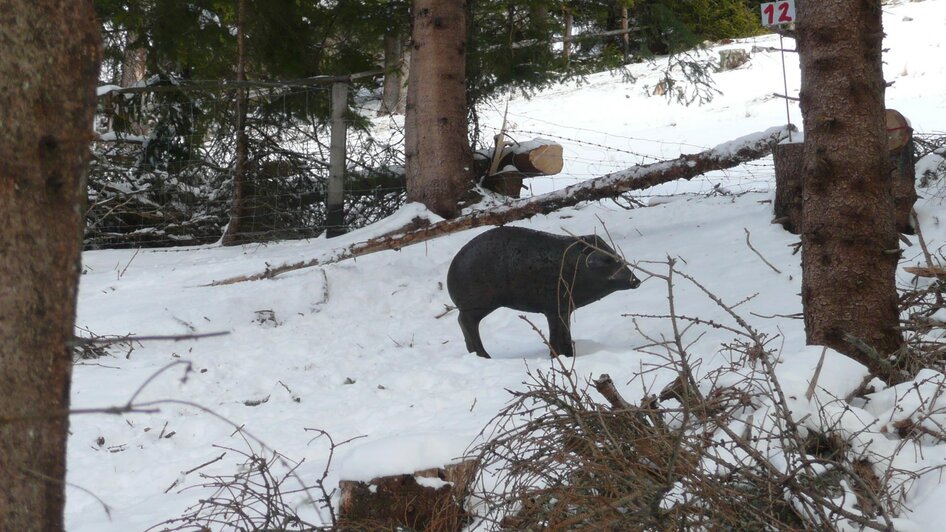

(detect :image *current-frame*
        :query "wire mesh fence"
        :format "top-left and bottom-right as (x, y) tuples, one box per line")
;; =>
(91, 77), (835, 250)
(89, 80), (406, 249)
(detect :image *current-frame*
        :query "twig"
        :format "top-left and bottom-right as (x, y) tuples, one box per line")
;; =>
(805, 347), (827, 401)
(435, 304), (456, 319)
(744, 228), (782, 274)
(623, 311), (750, 338)
(518, 314), (558, 358)
(164, 452), (227, 493)
(912, 209), (935, 268)
(750, 311), (803, 319)
(21, 467), (114, 519)
(70, 331), (229, 347)
(118, 247), (141, 279)
(910, 208), (945, 308)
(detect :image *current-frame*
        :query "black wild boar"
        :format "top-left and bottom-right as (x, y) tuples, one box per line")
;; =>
(447, 226), (640, 358)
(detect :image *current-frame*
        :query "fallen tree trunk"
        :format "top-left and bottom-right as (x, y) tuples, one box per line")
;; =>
(211, 125), (793, 285)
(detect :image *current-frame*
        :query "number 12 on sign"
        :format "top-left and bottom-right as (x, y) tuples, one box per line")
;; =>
(761, 0), (796, 27)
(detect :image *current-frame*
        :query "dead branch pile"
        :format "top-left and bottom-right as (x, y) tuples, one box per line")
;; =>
(467, 259), (940, 531)
(150, 429), (346, 531)
(897, 211), (946, 377)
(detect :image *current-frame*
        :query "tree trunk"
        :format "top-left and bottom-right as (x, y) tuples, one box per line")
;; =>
(379, 31), (406, 116)
(772, 140), (804, 233)
(620, 4), (630, 62)
(222, 0), (251, 245)
(326, 82), (348, 237)
(796, 0), (903, 378)
(0, 1), (100, 529)
(405, 0), (474, 218)
(886, 109), (917, 234)
(120, 31), (147, 88)
(563, 9), (573, 62)
(119, 31), (150, 137)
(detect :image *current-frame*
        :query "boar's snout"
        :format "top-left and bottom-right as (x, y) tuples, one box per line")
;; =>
(613, 267), (641, 289)
(585, 245), (641, 290)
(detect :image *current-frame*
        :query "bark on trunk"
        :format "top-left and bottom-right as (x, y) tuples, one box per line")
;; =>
(119, 31), (150, 137)
(120, 31), (147, 88)
(773, 140), (805, 233)
(379, 31), (406, 116)
(563, 10), (573, 61)
(0, 1), (100, 529)
(404, 0), (474, 218)
(620, 5), (629, 62)
(222, 0), (251, 246)
(796, 0), (903, 378)
(887, 109), (917, 234)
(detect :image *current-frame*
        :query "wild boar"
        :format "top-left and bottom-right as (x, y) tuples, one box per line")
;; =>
(447, 226), (640, 358)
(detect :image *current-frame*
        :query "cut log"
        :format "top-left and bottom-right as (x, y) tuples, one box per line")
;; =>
(886, 108), (911, 152)
(210, 125), (793, 285)
(499, 140), (564, 175)
(476, 139), (564, 198)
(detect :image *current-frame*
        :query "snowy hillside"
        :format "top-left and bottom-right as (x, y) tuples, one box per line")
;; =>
(68, 2), (946, 530)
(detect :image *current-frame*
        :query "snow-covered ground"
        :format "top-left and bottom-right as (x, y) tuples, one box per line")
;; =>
(68, 2), (946, 530)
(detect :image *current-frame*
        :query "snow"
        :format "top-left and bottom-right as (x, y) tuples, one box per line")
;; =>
(335, 433), (478, 482)
(96, 84), (122, 97)
(68, 2), (946, 530)
(97, 131), (148, 143)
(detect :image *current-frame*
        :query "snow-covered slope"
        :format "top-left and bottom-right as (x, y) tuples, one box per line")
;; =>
(68, 2), (946, 530)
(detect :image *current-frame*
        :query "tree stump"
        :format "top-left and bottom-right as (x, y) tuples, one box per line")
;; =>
(773, 110), (916, 235)
(773, 140), (805, 234)
(887, 109), (917, 234)
(338, 459), (477, 531)
(481, 171), (527, 198)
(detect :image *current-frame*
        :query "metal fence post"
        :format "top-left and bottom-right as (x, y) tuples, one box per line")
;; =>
(326, 81), (348, 238)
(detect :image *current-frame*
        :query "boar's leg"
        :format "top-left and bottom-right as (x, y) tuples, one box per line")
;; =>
(545, 312), (574, 357)
(458, 309), (491, 358)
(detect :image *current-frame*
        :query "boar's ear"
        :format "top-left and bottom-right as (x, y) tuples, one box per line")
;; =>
(579, 234), (609, 253)
(577, 236), (598, 256)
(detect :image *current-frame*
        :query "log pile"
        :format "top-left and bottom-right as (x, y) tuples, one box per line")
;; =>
(475, 138), (564, 197)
